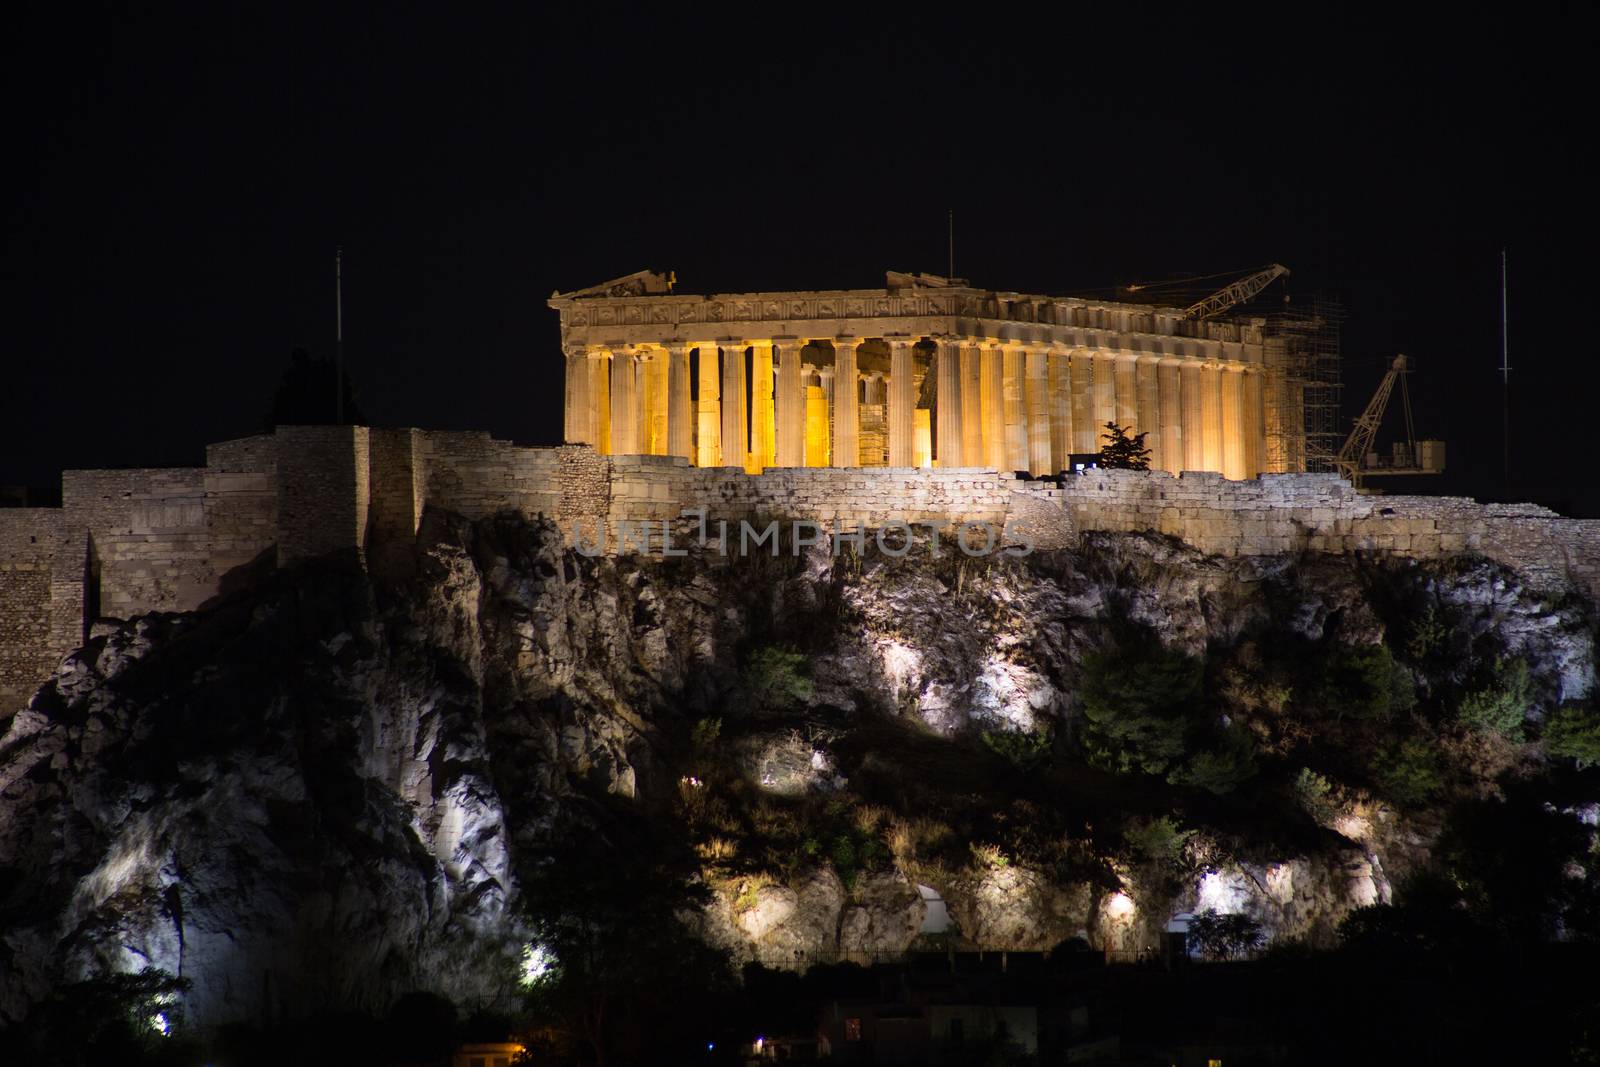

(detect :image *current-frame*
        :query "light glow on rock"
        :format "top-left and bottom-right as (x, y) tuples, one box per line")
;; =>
(1196, 869), (1252, 915)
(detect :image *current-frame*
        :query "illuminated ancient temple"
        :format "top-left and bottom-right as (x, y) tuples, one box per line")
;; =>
(551, 270), (1306, 478)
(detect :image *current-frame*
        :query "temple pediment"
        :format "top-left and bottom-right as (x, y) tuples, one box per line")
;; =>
(552, 269), (676, 300)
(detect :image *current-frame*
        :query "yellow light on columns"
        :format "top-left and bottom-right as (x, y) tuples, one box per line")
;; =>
(913, 410), (932, 468)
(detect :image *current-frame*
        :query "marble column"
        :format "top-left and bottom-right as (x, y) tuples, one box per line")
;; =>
(695, 343), (720, 466)
(959, 344), (983, 465)
(667, 344), (692, 460)
(1221, 364), (1246, 480)
(935, 339), (963, 467)
(1047, 348), (1071, 474)
(1070, 350), (1095, 454)
(1025, 347), (1050, 476)
(1135, 356), (1160, 471)
(1158, 357), (1183, 475)
(816, 367), (835, 467)
(750, 341), (775, 471)
(1243, 367), (1265, 479)
(609, 346), (638, 456)
(1114, 353), (1139, 435)
(776, 342), (804, 467)
(1092, 351), (1118, 451)
(1201, 360), (1224, 474)
(1002, 346), (1026, 472)
(1181, 361), (1204, 473)
(832, 337), (857, 463)
(636, 348), (668, 455)
(591, 351), (611, 455)
(831, 339), (859, 466)
(564, 346), (591, 445)
(806, 369), (832, 463)
(980, 342), (1006, 470)
(721, 341), (748, 470)
(888, 339), (915, 467)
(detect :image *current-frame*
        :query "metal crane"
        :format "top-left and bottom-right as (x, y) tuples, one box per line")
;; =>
(1124, 263), (1291, 320)
(1335, 354), (1445, 489)
(1180, 263), (1291, 320)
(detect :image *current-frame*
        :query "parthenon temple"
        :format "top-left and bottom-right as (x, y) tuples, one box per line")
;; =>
(551, 270), (1311, 478)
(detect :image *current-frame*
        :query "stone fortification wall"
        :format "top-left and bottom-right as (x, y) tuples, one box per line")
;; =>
(5, 426), (1599, 716)
(607, 457), (1016, 527)
(1049, 469), (1600, 598)
(0, 511), (65, 712)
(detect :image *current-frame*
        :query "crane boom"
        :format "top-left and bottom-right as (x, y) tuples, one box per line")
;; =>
(1182, 263), (1290, 320)
(1334, 354), (1444, 488)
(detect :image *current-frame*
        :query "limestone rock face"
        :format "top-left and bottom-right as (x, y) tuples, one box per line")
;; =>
(0, 513), (1593, 1026)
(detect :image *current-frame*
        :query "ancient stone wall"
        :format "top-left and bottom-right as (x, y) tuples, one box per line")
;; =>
(275, 426), (370, 564)
(1046, 469), (1600, 599)
(0, 511), (64, 711)
(5, 426), (1599, 717)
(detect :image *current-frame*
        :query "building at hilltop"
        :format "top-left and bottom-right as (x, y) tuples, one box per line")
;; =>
(552, 270), (1317, 478)
(1, 272), (1593, 714)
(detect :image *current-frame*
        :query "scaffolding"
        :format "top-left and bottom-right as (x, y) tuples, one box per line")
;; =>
(1263, 296), (1344, 472)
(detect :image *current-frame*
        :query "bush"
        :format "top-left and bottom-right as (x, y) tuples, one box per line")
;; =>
(1294, 767), (1336, 823)
(1316, 643), (1416, 722)
(1186, 908), (1265, 960)
(1372, 738), (1443, 805)
(1405, 605), (1451, 664)
(1122, 815), (1195, 868)
(1544, 706), (1600, 769)
(743, 645), (814, 711)
(1169, 726), (1258, 794)
(1079, 641), (1202, 775)
(1458, 658), (1532, 741)
(981, 726), (1053, 771)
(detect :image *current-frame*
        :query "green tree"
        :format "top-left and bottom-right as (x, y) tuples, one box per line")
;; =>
(1186, 908), (1265, 960)
(981, 726), (1053, 771)
(1169, 725), (1259, 794)
(1316, 643), (1416, 722)
(1544, 705), (1600, 769)
(1122, 815), (1195, 868)
(743, 645), (814, 712)
(0, 970), (194, 1066)
(1372, 738), (1443, 805)
(521, 830), (732, 1067)
(1294, 767), (1336, 822)
(1079, 641), (1202, 775)
(264, 347), (367, 428)
(1458, 657), (1533, 740)
(1097, 422), (1151, 470)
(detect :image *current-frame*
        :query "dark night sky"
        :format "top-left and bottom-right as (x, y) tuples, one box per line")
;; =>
(4, 6), (1596, 511)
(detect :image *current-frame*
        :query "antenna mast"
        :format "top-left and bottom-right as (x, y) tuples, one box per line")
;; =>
(335, 246), (344, 425)
(1500, 248), (1510, 485)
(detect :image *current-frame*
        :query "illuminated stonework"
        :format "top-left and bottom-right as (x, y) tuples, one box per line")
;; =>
(550, 269), (1281, 477)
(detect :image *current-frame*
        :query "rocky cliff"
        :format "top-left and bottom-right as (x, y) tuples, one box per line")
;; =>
(2, 511), (1596, 1028)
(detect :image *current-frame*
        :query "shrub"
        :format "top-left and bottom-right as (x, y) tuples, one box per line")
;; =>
(743, 645), (814, 711)
(1294, 767), (1336, 823)
(1457, 658), (1532, 741)
(1079, 641), (1202, 775)
(981, 726), (1053, 771)
(1122, 815), (1195, 868)
(1186, 908), (1265, 960)
(690, 717), (722, 754)
(1544, 705), (1600, 769)
(1405, 605), (1451, 664)
(1372, 738), (1443, 805)
(1169, 726), (1259, 794)
(1316, 643), (1416, 722)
